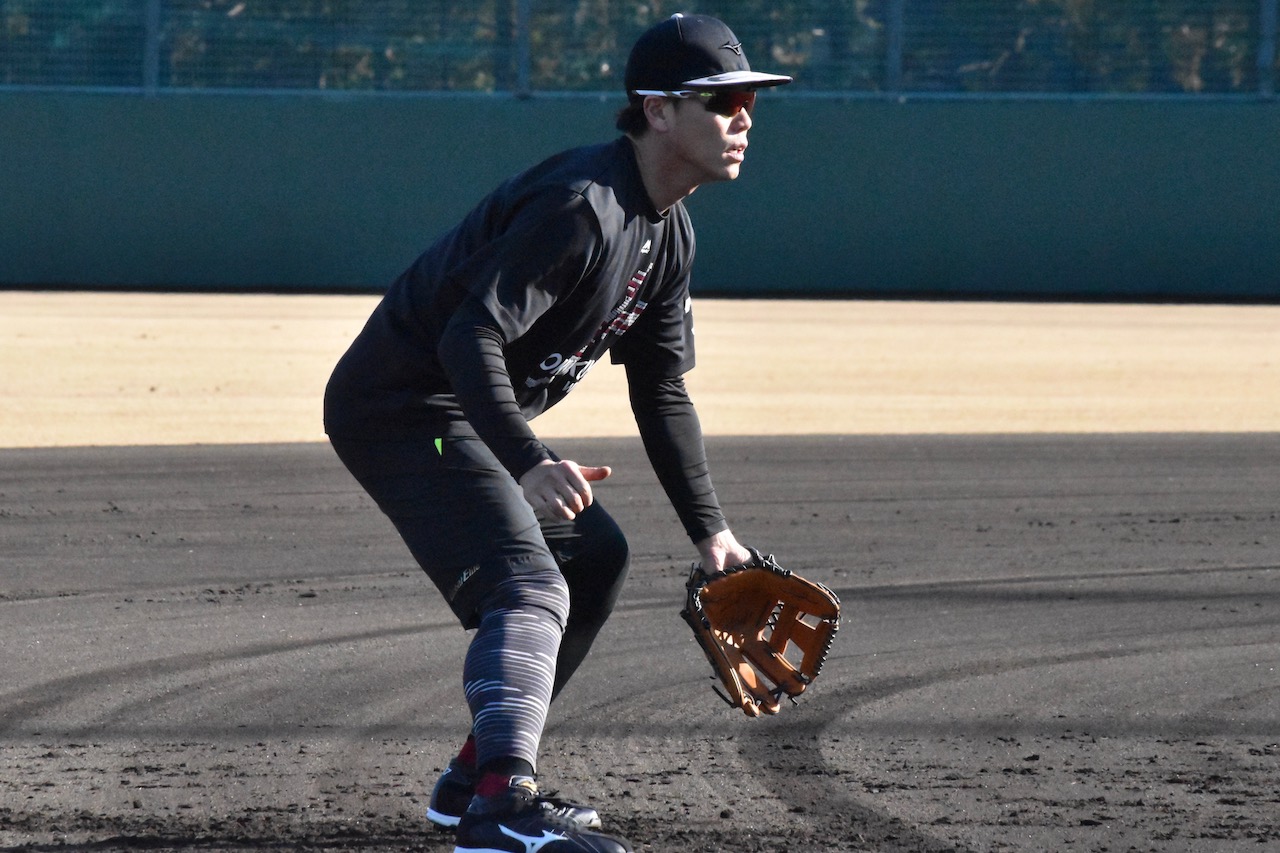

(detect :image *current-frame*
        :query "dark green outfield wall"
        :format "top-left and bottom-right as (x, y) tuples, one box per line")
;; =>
(2, 90), (1276, 298)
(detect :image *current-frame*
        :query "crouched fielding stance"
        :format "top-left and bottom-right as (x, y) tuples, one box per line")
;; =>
(324, 14), (791, 853)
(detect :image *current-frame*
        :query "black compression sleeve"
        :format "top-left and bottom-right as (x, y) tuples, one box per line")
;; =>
(626, 369), (728, 543)
(437, 322), (552, 479)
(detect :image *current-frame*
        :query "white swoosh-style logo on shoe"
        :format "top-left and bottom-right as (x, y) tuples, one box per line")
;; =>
(499, 825), (569, 852)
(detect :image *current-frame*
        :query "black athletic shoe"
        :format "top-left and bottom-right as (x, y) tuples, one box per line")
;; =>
(427, 760), (478, 828)
(427, 762), (602, 831)
(452, 776), (631, 853)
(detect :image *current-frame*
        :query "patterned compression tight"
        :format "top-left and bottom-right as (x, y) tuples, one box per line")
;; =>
(463, 572), (571, 771)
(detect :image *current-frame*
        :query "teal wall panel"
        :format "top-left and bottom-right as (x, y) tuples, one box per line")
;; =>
(1, 91), (1276, 298)
(705, 97), (1279, 299)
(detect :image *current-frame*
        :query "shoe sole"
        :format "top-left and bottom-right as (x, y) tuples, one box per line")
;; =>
(430, 804), (601, 831)
(427, 807), (461, 829)
(453, 826), (627, 853)
(455, 839), (627, 853)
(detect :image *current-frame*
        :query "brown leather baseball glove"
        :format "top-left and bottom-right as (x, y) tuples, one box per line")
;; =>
(680, 549), (840, 717)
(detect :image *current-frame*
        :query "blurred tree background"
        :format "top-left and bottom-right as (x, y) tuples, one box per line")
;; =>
(1, 0), (1275, 94)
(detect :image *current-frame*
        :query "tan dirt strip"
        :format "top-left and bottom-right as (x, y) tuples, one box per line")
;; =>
(2, 291), (1277, 448)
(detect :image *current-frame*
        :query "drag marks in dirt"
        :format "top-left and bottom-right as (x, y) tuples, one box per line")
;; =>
(4, 437), (1279, 852)
(533, 556), (1280, 850)
(1, 582), (469, 852)
(0, 577), (462, 741)
(733, 564), (1280, 851)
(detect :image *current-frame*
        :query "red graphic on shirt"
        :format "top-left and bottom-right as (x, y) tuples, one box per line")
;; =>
(582, 265), (650, 355)
(525, 261), (653, 395)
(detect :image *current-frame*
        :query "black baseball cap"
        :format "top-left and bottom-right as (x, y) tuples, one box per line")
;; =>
(624, 13), (793, 93)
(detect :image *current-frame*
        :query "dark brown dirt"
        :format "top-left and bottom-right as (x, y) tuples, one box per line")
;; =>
(3, 437), (1278, 851)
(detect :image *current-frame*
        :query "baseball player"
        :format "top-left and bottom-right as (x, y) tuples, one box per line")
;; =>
(324, 14), (791, 853)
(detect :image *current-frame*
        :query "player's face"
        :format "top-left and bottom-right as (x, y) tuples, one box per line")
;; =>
(667, 91), (753, 184)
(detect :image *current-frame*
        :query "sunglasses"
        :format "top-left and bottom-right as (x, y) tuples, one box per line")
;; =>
(632, 89), (757, 118)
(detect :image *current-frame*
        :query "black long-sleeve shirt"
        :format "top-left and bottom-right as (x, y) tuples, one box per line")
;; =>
(324, 136), (726, 542)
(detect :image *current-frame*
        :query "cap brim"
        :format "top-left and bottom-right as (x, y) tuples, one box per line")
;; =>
(681, 71), (793, 89)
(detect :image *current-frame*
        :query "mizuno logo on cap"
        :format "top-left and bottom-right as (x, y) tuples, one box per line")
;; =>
(722, 40), (743, 55)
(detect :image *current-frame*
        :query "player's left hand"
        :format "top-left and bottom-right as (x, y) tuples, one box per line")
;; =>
(520, 459), (612, 521)
(694, 529), (752, 574)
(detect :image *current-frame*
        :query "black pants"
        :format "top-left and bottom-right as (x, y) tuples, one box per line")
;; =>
(329, 434), (631, 699)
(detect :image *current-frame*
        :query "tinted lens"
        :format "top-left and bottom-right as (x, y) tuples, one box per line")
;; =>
(700, 90), (756, 117)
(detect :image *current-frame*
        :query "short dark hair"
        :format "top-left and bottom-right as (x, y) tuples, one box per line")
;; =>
(615, 96), (650, 136)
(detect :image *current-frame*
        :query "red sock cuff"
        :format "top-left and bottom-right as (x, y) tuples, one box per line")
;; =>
(456, 734), (477, 769)
(476, 772), (512, 798)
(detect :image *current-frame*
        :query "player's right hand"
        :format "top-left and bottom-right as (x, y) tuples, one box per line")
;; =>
(519, 459), (612, 520)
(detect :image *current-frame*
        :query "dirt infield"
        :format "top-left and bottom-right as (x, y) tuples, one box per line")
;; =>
(3, 436), (1278, 852)
(2, 292), (1278, 853)
(2, 291), (1278, 448)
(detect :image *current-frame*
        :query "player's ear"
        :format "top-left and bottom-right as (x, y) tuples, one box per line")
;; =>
(642, 95), (674, 133)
